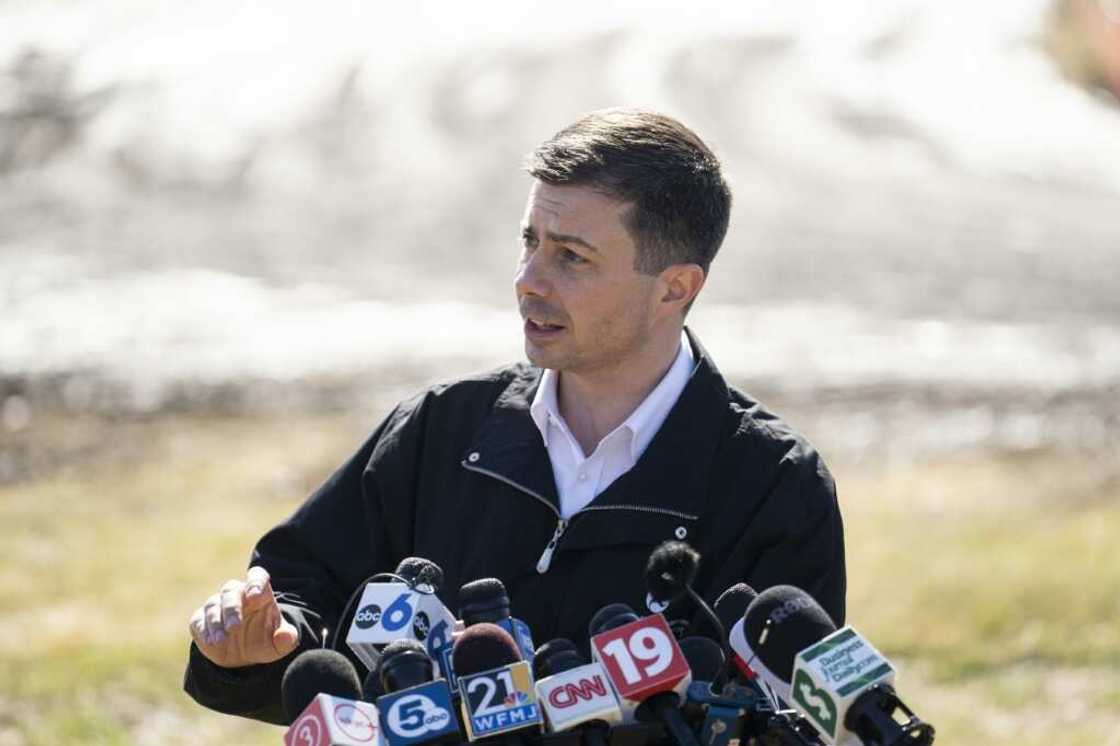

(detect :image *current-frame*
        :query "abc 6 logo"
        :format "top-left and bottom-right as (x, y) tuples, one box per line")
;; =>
(354, 592), (432, 640)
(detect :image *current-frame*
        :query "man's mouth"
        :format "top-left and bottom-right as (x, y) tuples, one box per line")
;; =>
(526, 318), (564, 331)
(524, 317), (566, 338)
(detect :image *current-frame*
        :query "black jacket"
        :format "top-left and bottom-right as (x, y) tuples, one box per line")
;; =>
(184, 330), (846, 724)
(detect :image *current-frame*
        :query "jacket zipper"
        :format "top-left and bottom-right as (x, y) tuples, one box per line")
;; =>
(536, 519), (568, 573)
(461, 460), (698, 573)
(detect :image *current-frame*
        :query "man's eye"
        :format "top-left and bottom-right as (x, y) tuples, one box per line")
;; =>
(560, 248), (587, 264)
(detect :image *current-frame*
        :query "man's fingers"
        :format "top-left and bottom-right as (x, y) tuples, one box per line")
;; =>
(202, 593), (224, 645)
(220, 580), (244, 630)
(188, 606), (207, 645)
(272, 618), (300, 657)
(243, 566), (274, 610)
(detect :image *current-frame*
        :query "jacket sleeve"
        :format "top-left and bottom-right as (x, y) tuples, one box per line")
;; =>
(704, 442), (847, 628)
(183, 394), (429, 724)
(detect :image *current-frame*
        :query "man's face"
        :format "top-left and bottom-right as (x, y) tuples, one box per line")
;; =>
(515, 180), (661, 375)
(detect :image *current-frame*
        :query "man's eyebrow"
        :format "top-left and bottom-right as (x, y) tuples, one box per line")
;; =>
(522, 225), (602, 255)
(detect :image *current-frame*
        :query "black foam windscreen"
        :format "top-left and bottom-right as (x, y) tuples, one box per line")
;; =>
(451, 622), (522, 677)
(361, 667), (383, 703)
(377, 638), (434, 693)
(588, 602), (640, 638)
(458, 577), (511, 623)
(677, 636), (725, 683)
(395, 557), (444, 592)
(643, 541), (700, 603)
(281, 648), (362, 723)
(742, 585), (837, 683)
(533, 638), (584, 680)
(694, 583), (758, 641)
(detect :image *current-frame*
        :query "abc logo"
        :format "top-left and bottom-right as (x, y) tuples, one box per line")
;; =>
(387, 694), (451, 738)
(354, 604), (383, 630)
(412, 611), (431, 640)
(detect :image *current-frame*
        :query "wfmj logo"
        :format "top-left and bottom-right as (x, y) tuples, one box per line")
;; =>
(459, 661), (541, 739)
(378, 682), (457, 746)
(792, 669), (838, 739)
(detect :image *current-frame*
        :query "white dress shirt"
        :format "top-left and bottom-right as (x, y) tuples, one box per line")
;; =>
(529, 331), (696, 519)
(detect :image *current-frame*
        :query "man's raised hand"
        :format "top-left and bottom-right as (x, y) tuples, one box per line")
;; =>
(188, 566), (300, 668)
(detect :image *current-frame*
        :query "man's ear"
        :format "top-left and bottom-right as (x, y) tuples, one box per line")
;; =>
(657, 264), (706, 316)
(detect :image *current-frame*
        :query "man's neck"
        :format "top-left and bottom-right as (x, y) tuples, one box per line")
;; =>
(556, 328), (684, 457)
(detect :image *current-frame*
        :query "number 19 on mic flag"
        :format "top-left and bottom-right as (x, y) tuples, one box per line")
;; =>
(589, 613), (691, 721)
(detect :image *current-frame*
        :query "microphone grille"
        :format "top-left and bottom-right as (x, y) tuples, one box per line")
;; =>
(281, 649), (362, 723)
(588, 602), (639, 638)
(743, 585), (836, 683)
(643, 541), (700, 603)
(458, 577), (510, 622)
(395, 557), (444, 592)
(451, 622), (522, 677)
(694, 582), (758, 641)
(678, 636), (725, 682)
(533, 638), (584, 679)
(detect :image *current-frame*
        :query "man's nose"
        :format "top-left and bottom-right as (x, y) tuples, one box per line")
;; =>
(514, 251), (550, 298)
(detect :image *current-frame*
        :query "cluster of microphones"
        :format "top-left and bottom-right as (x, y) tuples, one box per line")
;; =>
(280, 543), (935, 746)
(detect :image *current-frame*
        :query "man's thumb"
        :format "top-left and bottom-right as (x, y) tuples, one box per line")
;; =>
(273, 619), (300, 657)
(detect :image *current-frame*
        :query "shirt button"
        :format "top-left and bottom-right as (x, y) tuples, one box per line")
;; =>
(467, 452), (480, 463)
(578, 472), (588, 482)
(675, 526), (688, 540)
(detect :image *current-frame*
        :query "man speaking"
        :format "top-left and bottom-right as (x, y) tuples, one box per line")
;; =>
(184, 108), (846, 724)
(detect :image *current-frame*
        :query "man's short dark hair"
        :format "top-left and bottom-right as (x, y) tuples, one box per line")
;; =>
(524, 108), (732, 277)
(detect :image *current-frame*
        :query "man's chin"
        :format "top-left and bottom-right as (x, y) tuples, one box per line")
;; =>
(524, 340), (564, 370)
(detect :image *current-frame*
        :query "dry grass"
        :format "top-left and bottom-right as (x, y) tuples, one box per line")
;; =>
(0, 414), (1117, 744)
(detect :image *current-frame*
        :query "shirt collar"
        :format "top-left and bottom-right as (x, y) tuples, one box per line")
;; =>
(528, 367), (562, 448)
(528, 331), (695, 460)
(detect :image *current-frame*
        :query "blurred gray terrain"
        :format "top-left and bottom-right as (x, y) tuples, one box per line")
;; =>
(1, 1), (1118, 477)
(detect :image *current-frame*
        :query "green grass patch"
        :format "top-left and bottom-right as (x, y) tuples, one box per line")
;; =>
(1, 415), (1117, 744)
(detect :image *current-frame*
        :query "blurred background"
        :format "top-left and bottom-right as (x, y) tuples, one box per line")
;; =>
(1, 0), (1117, 743)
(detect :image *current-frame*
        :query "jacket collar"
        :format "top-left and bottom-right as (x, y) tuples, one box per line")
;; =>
(463, 327), (730, 520)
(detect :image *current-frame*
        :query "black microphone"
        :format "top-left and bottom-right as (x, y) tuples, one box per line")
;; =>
(643, 541), (701, 604)
(734, 586), (837, 706)
(704, 583), (758, 642)
(586, 603), (640, 638)
(695, 583), (759, 689)
(452, 622), (523, 673)
(336, 555), (451, 671)
(644, 542), (729, 667)
(679, 637), (755, 746)
(459, 577), (536, 662)
(588, 602), (699, 746)
(738, 586), (934, 746)
(396, 556), (445, 593)
(452, 623), (543, 741)
(533, 639), (619, 746)
(377, 638), (435, 693)
(281, 648), (363, 723)
(374, 638), (463, 744)
(361, 667), (384, 702)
